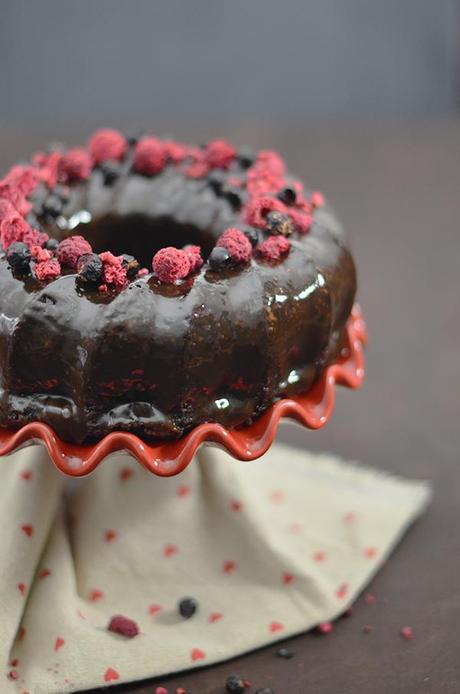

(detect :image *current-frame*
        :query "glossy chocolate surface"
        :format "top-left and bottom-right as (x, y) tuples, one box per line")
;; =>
(0, 155), (356, 443)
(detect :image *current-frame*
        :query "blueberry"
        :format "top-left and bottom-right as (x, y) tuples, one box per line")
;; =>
(225, 674), (246, 693)
(209, 246), (233, 271)
(208, 170), (227, 193)
(45, 238), (59, 252)
(100, 160), (121, 185)
(121, 254), (140, 278)
(127, 132), (144, 147)
(222, 186), (244, 210)
(276, 647), (294, 659)
(6, 242), (31, 274)
(241, 226), (259, 247)
(265, 211), (294, 237)
(238, 147), (255, 169)
(178, 597), (198, 619)
(277, 186), (297, 205)
(43, 194), (63, 218)
(77, 253), (103, 284)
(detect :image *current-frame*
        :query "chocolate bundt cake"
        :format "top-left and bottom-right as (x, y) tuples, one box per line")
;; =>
(0, 129), (356, 444)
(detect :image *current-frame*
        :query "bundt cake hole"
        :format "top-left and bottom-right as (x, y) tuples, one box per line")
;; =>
(66, 213), (215, 267)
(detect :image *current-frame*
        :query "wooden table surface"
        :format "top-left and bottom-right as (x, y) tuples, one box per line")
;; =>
(2, 121), (459, 694)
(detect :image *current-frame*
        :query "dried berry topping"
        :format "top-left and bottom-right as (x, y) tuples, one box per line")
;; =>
(222, 186), (244, 210)
(100, 160), (121, 185)
(257, 235), (291, 261)
(225, 674), (246, 693)
(183, 245), (203, 272)
(30, 245), (52, 262)
(88, 128), (127, 164)
(0, 216), (48, 251)
(255, 150), (285, 178)
(107, 614), (139, 638)
(0, 198), (18, 222)
(216, 228), (252, 263)
(99, 251), (128, 289)
(244, 195), (287, 229)
(288, 208), (312, 234)
(163, 140), (187, 163)
(77, 253), (104, 285)
(121, 254), (140, 278)
(209, 246), (232, 271)
(277, 185), (297, 205)
(0, 183), (31, 216)
(204, 139), (236, 169)
(152, 247), (191, 283)
(133, 137), (166, 176)
(59, 148), (92, 183)
(34, 258), (61, 282)
(265, 211), (294, 237)
(4, 164), (40, 196)
(311, 190), (325, 208)
(178, 597), (198, 619)
(57, 235), (93, 270)
(0, 216), (32, 250)
(6, 242), (31, 274)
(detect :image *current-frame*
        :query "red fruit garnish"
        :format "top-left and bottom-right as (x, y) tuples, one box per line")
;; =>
(257, 235), (290, 261)
(88, 128), (127, 164)
(34, 259), (61, 282)
(107, 614), (139, 638)
(216, 228), (252, 263)
(204, 139), (236, 169)
(99, 251), (128, 289)
(59, 148), (92, 182)
(133, 137), (166, 176)
(57, 235), (92, 269)
(152, 247), (190, 283)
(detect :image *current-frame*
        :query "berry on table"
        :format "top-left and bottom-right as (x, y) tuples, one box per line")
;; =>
(225, 674), (246, 693)
(178, 597), (198, 619)
(107, 614), (139, 638)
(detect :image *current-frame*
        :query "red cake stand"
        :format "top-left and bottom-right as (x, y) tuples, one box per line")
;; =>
(0, 305), (366, 477)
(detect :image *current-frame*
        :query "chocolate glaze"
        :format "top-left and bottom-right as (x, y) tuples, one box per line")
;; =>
(0, 156), (356, 443)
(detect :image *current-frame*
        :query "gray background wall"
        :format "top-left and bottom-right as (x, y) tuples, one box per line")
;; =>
(0, 0), (458, 132)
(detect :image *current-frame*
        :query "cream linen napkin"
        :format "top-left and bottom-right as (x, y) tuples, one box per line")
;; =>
(0, 441), (430, 694)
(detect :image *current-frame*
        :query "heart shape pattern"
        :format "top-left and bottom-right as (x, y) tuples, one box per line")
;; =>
(104, 667), (120, 682)
(190, 648), (206, 662)
(163, 543), (178, 557)
(269, 621), (284, 633)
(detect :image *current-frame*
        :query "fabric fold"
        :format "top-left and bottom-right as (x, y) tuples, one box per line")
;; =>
(0, 443), (431, 693)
